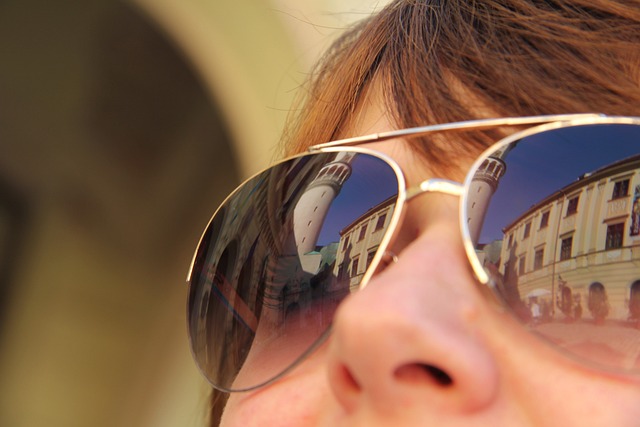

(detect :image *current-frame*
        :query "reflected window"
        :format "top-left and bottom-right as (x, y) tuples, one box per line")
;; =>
(566, 195), (579, 216)
(375, 214), (387, 231)
(342, 235), (350, 251)
(518, 256), (526, 275)
(612, 179), (630, 199)
(351, 257), (360, 277)
(540, 211), (550, 229)
(366, 250), (376, 269)
(560, 236), (573, 260)
(534, 248), (544, 270)
(523, 221), (532, 239)
(358, 224), (368, 242)
(605, 222), (624, 250)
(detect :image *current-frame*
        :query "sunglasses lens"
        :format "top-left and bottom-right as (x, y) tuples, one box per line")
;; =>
(470, 121), (640, 373)
(188, 151), (400, 391)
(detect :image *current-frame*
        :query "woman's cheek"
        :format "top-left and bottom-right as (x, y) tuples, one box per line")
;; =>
(221, 347), (336, 427)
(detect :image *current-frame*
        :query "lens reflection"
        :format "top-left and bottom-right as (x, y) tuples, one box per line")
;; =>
(188, 151), (399, 390)
(471, 122), (640, 371)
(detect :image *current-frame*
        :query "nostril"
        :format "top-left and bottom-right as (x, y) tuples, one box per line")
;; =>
(423, 364), (453, 386)
(394, 363), (453, 387)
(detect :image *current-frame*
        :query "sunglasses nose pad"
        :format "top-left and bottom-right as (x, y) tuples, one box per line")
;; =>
(381, 250), (398, 265)
(365, 251), (399, 279)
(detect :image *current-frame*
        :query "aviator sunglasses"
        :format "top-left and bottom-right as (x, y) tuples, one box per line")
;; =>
(187, 114), (640, 392)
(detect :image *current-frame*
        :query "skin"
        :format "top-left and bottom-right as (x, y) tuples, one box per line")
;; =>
(219, 92), (640, 426)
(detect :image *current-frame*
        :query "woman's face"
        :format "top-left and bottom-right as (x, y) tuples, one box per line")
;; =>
(218, 98), (640, 426)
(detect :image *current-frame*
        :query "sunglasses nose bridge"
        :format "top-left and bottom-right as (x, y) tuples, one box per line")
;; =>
(405, 178), (464, 201)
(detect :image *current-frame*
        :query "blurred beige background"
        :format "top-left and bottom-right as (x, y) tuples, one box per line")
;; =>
(0, 0), (388, 426)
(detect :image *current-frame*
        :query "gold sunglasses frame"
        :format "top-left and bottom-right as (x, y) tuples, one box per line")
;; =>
(188, 113), (640, 391)
(308, 113), (640, 289)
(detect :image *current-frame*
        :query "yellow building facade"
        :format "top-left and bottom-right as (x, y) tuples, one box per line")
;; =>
(499, 154), (640, 322)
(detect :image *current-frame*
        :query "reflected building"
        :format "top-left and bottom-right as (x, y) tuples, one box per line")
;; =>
(189, 153), (343, 378)
(194, 153), (355, 316)
(498, 154), (640, 322)
(333, 196), (396, 288)
(187, 149), (411, 385)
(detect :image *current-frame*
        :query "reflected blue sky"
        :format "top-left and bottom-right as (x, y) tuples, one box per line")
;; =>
(480, 124), (640, 243)
(317, 154), (398, 246)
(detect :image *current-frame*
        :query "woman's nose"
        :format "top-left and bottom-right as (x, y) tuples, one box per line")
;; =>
(326, 219), (500, 419)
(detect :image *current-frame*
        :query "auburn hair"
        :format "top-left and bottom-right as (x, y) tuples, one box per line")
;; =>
(283, 0), (640, 160)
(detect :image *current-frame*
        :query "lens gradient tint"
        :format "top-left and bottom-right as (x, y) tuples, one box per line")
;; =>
(188, 151), (400, 390)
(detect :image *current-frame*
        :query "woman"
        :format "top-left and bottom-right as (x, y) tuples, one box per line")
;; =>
(189, 1), (640, 425)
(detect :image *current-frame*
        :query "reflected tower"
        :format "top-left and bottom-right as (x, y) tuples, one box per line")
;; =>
(467, 145), (513, 244)
(293, 152), (355, 270)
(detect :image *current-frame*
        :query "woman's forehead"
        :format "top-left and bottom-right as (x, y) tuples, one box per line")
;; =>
(338, 91), (481, 183)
